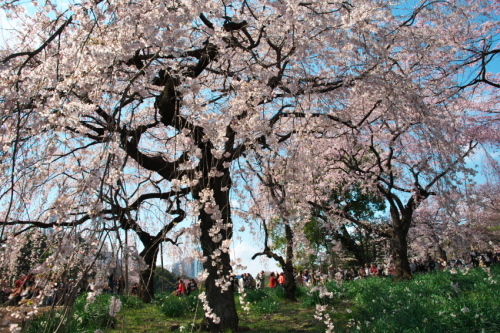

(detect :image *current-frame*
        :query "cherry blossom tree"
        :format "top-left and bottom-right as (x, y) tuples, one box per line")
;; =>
(249, 160), (302, 301)
(0, 178), (187, 303)
(410, 174), (500, 262)
(0, 0), (499, 330)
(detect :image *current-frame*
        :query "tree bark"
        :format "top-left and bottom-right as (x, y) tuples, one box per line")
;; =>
(196, 172), (238, 332)
(390, 227), (412, 279)
(390, 207), (413, 280)
(437, 246), (448, 262)
(334, 225), (374, 266)
(138, 242), (159, 303)
(283, 224), (297, 302)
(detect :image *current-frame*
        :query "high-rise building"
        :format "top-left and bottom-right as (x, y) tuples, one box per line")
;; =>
(171, 258), (202, 278)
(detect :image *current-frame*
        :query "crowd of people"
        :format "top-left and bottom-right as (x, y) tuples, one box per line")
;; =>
(233, 251), (500, 291)
(2, 252), (497, 304)
(0, 273), (78, 306)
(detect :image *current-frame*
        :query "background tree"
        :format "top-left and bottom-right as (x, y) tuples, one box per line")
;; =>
(245, 153), (302, 301)
(308, 185), (387, 267)
(410, 161), (500, 261)
(0, 1), (498, 330)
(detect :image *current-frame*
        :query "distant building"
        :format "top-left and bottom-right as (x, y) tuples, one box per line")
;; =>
(97, 244), (143, 286)
(171, 258), (202, 278)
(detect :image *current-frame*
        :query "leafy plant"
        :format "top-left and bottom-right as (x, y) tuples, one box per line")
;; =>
(340, 266), (500, 332)
(119, 295), (145, 310)
(243, 288), (282, 314)
(23, 293), (117, 333)
(155, 292), (201, 318)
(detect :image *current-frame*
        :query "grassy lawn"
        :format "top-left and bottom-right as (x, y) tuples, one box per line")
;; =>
(112, 305), (183, 333)
(19, 265), (500, 332)
(110, 298), (326, 333)
(110, 266), (500, 333)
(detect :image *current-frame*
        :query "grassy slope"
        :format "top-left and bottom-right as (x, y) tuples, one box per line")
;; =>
(87, 265), (500, 332)
(111, 300), (325, 333)
(112, 305), (181, 333)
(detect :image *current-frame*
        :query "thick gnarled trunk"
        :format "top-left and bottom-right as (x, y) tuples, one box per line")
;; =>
(138, 243), (159, 303)
(390, 206), (413, 280)
(196, 173), (238, 332)
(391, 227), (412, 279)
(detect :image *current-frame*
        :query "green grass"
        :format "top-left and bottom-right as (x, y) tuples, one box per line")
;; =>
(154, 291), (203, 318)
(21, 266), (500, 332)
(113, 304), (189, 333)
(337, 265), (500, 332)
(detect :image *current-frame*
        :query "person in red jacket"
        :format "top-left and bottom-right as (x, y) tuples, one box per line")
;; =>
(176, 278), (187, 296)
(269, 272), (277, 288)
(277, 272), (285, 286)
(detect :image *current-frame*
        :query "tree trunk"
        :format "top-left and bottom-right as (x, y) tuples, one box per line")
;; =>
(335, 225), (372, 267)
(196, 173), (238, 332)
(283, 224), (297, 301)
(390, 205), (413, 280)
(138, 243), (159, 303)
(437, 244), (448, 262)
(391, 227), (412, 279)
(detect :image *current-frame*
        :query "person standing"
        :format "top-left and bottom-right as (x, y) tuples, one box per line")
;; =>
(187, 279), (197, 293)
(277, 272), (285, 286)
(176, 278), (187, 296)
(256, 271), (265, 289)
(302, 270), (310, 286)
(269, 272), (277, 288)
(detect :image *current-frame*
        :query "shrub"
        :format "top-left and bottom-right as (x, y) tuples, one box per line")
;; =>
(243, 288), (268, 303)
(23, 311), (63, 333)
(23, 292), (117, 333)
(243, 288), (282, 314)
(156, 291), (201, 318)
(299, 282), (343, 308)
(70, 292), (118, 331)
(120, 295), (145, 310)
(252, 296), (280, 314)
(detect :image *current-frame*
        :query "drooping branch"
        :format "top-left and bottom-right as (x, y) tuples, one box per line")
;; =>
(307, 200), (393, 239)
(2, 15), (73, 70)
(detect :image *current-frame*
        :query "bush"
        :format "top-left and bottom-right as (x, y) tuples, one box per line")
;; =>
(243, 288), (269, 303)
(120, 295), (145, 310)
(243, 288), (282, 314)
(72, 293), (118, 330)
(301, 289), (336, 307)
(297, 282), (343, 308)
(23, 311), (63, 333)
(156, 291), (201, 318)
(294, 284), (309, 298)
(23, 293), (118, 333)
(252, 296), (280, 314)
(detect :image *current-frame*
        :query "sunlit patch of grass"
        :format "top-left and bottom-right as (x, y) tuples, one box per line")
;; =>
(74, 265), (500, 332)
(241, 299), (324, 332)
(113, 304), (194, 333)
(336, 265), (500, 332)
